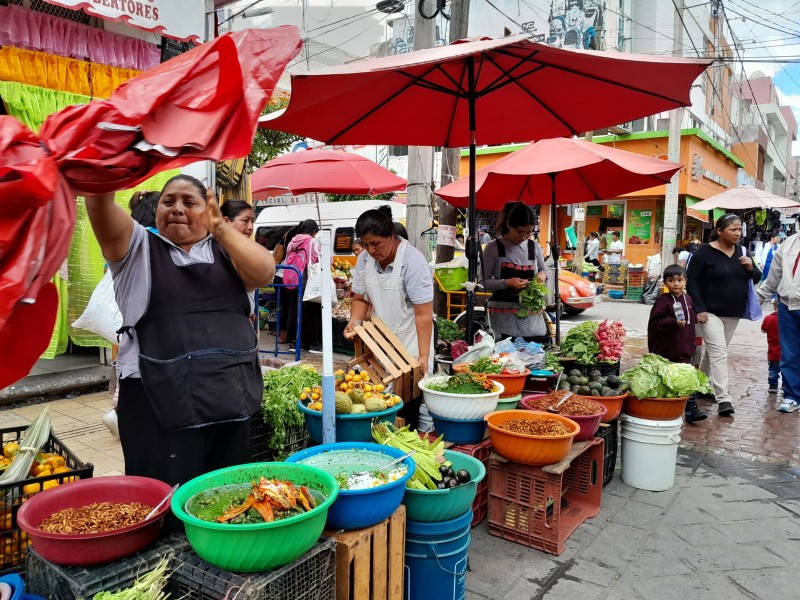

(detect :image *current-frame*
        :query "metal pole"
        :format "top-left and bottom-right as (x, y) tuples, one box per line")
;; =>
(550, 173), (562, 345)
(465, 58), (478, 341)
(319, 230), (336, 443)
(661, 0), (685, 273)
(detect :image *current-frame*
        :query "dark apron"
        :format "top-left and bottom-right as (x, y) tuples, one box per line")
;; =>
(489, 239), (538, 304)
(130, 234), (262, 431)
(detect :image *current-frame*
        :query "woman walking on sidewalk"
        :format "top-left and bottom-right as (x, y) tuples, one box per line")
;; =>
(757, 232), (800, 413)
(687, 214), (761, 416)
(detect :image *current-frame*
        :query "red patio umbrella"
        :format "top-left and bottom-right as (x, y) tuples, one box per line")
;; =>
(251, 149), (407, 200)
(262, 34), (710, 335)
(0, 27), (301, 389)
(434, 137), (683, 341)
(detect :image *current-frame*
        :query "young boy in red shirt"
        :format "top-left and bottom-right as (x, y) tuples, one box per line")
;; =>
(648, 265), (707, 423)
(761, 299), (781, 394)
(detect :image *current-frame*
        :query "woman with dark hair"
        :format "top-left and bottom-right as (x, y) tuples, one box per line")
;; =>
(281, 219), (322, 351)
(220, 200), (255, 237)
(584, 232), (600, 266)
(129, 191), (159, 232)
(687, 213), (761, 416)
(346, 206), (434, 425)
(482, 201), (548, 342)
(84, 174), (274, 515)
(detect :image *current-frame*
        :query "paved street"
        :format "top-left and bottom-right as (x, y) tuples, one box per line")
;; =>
(1, 297), (798, 599)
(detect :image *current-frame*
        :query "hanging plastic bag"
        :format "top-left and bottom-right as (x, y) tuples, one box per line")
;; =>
(452, 331), (495, 367)
(302, 263), (337, 307)
(71, 271), (122, 343)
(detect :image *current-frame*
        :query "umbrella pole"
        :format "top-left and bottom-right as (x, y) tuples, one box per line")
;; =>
(319, 229), (336, 444)
(549, 173), (561, 345)
(465, 57), (478, 342)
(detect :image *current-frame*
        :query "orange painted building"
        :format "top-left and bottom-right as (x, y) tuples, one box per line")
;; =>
(458, 129), (744, 266)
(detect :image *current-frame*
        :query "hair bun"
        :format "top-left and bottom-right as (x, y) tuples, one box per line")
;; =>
(377, 205), (393, 219)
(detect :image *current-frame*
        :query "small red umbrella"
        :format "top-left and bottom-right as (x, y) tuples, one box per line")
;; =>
(0, 27), (302, 388)
(251, 149), (407, 200)
(434, 137), (683, 342)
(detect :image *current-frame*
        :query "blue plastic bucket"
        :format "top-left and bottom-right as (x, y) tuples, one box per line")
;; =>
(405, 510), (472, 600)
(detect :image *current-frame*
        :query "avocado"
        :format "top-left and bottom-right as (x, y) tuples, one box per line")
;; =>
(578, 377), (590, 386)
(601, 386), (612, 395)
(568, 369), (583, 378)
(601, 388), (615, 397)
(589, 370), (602, 379)
(578, 386), (592, 395)
(559, 382), (572, 391)
(618, 382), (631, 393)
(591, 389), (601, 396)
(567, 375), (582, 386)
(587, 381), (603, 391)
(597, 377), (608, 386)
(571, 385), (581, 393)
(606, 375), (621, 387)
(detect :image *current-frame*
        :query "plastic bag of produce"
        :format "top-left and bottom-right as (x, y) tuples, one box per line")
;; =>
(452, 331), (494, 367)
(71, 270), (122, 343)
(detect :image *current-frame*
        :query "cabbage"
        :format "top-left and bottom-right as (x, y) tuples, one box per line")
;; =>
(620, 354), (712, 398)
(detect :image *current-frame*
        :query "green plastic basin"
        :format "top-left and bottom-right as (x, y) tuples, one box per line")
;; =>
(402, 451), (486, 522)
(495, 394), (522, 411)
(171, 462), (338, 572)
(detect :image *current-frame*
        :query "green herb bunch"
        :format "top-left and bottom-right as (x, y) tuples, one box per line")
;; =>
(436, 317), (464, 342)
(470, 356), (503, 374)
(262, 365), (320, 457)
(517, 279), (548, 318)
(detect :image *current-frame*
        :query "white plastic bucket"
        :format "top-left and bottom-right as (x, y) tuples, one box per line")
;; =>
(620, 414), (683, 491)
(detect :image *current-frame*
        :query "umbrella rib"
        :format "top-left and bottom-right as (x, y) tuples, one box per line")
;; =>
(328, 64), (445, 141)
(573, 166), (603, 200)
(396, 71), (464, 97)
(443, 63), (471, 148)
(475, 48), (543, 96)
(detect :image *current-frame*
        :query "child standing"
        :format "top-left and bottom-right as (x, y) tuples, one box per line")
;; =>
(761, 299), (781, 394)
(647, 265), (707, 422)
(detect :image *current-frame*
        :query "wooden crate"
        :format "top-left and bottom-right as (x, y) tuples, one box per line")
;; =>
(323, 505), (406, 600)
(348, 319), (421, 401)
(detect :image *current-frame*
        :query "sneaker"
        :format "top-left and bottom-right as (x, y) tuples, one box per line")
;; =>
(697, 392), (717, 403)
(768, 387), (778, 394)
(717, 401), (735, 416)
(685, 406), (707, 423)
(308, 344), (323, 354)
(778, 399), (800, 413)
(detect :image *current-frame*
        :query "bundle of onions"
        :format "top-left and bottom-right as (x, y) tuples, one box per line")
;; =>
(0, 407), (51, 484)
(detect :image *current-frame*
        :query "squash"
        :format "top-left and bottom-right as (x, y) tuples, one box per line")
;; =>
(364, 397), (386, 413)
(350, 404), (367, 414)
(335, 392), (353, 414)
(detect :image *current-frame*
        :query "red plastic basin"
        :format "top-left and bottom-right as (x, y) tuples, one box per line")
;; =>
(17, 475), (171, 566)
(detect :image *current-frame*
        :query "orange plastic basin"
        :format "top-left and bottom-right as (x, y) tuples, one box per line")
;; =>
(485, 410), (579, 465)
(622, 396), (689, 421)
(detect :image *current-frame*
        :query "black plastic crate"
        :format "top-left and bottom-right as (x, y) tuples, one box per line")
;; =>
(561, 361), (621, 378)
(1, 426), (94, 574)
(595, 419), (619, 486)
(250, 416), (310, 462)
(25, 533), (186, 600)
(169, 537), (336, 600)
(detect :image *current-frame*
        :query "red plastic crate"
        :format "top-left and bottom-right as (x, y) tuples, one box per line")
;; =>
(449, 438), (493, 527)
(487, 439), (603, 555)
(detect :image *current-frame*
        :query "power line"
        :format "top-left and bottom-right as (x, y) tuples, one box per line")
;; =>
(724, 0), (800, 38)
(730, 0), (800, 31)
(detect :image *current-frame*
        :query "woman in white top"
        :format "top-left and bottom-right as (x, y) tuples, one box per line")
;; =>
(345, 206), (434, 427)
(584, 232), (600, 266)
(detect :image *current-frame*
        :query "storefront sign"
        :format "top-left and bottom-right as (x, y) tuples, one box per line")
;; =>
(702, 169), (730, 188)
(257, 194), (326, 206)
(43, 0), (205, 43)
(627, 209), (652, 245)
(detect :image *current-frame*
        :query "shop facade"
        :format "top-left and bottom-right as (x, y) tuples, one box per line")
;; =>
(459, 129), (743, 267)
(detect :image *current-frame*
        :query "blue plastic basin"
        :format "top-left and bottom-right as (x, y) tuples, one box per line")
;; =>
(431, 414), (487, 445)
(297, 401), (402, 443)
(285, 442), (415, 530)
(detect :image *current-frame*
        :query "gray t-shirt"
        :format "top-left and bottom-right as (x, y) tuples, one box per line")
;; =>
(352, 242), (433, 306)
(481, 237), (547, 292)
(109, 223), (254, 379)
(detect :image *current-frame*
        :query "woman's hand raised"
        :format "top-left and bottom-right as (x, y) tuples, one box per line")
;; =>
(739, 255), (753, 272)
(202, 190), (226, 239)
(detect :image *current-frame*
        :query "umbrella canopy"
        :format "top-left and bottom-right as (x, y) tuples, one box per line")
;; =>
(262, 34), (710, 337)
(251, 149), (407, 200)
(686, 186), (800, 211)
(434, 137), (682, 343)
(0, 27), (301, 389)
(435, 138), (682, 208)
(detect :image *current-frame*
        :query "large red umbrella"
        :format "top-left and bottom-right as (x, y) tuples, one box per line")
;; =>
(251, 149), (407, 200)
(434, 137), (683, 341)
(0, 27), (301, 388)
(262, 34), (710, 335)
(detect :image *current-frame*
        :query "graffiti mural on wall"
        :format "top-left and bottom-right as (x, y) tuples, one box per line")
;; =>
(548, 0), (604, 50)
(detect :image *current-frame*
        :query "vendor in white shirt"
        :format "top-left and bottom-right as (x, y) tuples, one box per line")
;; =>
(345, 206), (434, 425)
(606, 231), (624, 265)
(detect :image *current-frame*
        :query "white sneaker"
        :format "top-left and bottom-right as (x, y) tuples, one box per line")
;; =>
(778, 399), (800, 413)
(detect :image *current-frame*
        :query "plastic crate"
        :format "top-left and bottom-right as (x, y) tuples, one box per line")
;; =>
(1, 426), (94, 575)
(449, 438), (493, 527)
(435, 267), (468, 291)
(250, 417), (310, 462)
(626, 289), (644, 302)
(560, 361), (620, 378)
(25, 533), (186, 600)
(523, 372), (559, 393)
(595, 420), (618, 486)
(170, 537), (336, 600)
(488, 439), (603, 555)
(627, 272), (647, 287)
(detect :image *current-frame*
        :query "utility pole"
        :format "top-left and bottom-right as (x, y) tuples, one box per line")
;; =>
(434, 0), (471, 318)
(661, 0), (685, 273)
(405, 0), (438, 255)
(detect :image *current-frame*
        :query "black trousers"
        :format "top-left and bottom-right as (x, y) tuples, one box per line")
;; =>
(117, 378), (251, 530)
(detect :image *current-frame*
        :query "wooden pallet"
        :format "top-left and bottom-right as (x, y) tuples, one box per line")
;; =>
(324, 505), (406, 600)
(348, 319), (421, 401)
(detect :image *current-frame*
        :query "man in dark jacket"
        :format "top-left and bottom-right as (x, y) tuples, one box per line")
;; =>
(647, 265), (707, 422)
